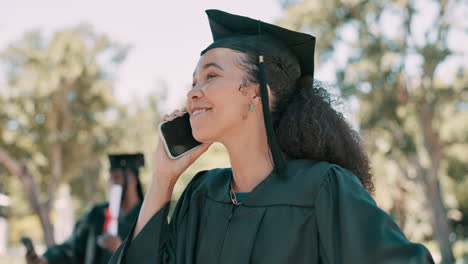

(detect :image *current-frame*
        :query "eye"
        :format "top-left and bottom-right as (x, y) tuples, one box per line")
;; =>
(207, 73), (217, 79)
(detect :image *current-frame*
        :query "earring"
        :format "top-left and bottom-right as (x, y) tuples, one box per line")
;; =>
(249, 104), (255, 112)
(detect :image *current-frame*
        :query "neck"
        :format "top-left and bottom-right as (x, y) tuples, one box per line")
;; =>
(220, 115), (274, 193)
(120, 191), (140, 215)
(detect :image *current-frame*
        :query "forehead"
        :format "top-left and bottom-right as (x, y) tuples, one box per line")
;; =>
(194, 47), (244, 73)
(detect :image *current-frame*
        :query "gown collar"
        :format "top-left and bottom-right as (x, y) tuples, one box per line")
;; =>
(200, 159), (332, 207)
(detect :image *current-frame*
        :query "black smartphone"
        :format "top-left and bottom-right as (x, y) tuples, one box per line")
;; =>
(159, 112), (202, 159)
(20, 236), (35, 253)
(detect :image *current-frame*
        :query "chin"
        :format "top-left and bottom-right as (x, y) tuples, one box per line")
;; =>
(192, 130), (211, 143)
(191, 126), (217, 143)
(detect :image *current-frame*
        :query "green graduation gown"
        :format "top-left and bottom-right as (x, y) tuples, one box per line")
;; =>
(43, 202), (142, 264)
(110, 159), (434, 263)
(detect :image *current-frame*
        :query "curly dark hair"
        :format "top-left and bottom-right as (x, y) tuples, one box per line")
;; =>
(237, 52), (374, 193)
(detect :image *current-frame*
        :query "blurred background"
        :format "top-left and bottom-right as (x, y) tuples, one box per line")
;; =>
(0, 0), (466, 263)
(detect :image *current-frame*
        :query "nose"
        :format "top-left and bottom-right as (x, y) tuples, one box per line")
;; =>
(187, 86), (203, 102)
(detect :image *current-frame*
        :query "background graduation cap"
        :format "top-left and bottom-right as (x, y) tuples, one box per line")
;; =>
(108, 153), (145, 201)
(201, 9), (316, 175)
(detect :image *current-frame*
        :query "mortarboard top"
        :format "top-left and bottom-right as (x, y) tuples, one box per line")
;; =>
(202, 9), (316, 81)
(108, 153), (145, 171)
(201, 9), (316, 174)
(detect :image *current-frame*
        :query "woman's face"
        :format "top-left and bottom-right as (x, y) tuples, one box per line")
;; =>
(108, 169), (136, 189)
(187, 48), (255, 143)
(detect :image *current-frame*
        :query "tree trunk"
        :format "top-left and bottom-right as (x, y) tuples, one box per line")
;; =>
(394, 177), (407, 228)
(0, 146), (55, 245)
(412, 155), (454, 263)
(418, 101), (455, 263)
(427, 178), (455, 263)
(47, 143), (62, 211)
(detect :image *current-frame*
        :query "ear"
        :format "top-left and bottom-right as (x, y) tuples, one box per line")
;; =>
(251, 84), (273, 107)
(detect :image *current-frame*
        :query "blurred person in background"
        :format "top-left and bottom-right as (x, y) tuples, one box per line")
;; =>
(26, 153), (145, 264)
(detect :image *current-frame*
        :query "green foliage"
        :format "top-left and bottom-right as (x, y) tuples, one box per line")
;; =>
(280, 0), (467, 261)
(0, 25), (129, 241)
(1, 25), (127, 185)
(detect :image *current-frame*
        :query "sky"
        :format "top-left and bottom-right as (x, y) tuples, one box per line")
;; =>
(0, 0), (287, 112)
(1, 0), (466, 113)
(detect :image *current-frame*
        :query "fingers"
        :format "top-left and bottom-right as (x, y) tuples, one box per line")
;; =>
(25, 250), (40, 264)
(97, 235), (105, 248)
(187, 142), (212, 161)
(161, 109), (186, 122)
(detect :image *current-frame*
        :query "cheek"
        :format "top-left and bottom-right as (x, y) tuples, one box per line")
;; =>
(189, 80), (247, 141)
(190, 112), (219, 142)
(190, 103), (246, 142)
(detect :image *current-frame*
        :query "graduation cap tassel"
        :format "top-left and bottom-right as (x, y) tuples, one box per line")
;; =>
(256, 19), (286, 175)
(258, 55), (286, 174)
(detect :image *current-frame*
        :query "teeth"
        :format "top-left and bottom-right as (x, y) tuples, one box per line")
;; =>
(193, 108), (210, 116)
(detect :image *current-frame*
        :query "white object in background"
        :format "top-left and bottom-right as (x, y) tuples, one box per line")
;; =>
(108, 184), (122, 236)
(54, 185), (74, 243)
(0, 217), (7, 254)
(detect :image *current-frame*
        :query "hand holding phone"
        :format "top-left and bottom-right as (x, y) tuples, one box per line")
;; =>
(153, 110), (211, 182)
(159, 112), (202, 159)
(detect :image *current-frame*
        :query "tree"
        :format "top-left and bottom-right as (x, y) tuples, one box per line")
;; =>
(279, 0), (467, 262)
(0, 26), (127, 245)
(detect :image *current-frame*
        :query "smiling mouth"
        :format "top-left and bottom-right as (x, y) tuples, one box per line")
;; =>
(192, 108), (212, 117)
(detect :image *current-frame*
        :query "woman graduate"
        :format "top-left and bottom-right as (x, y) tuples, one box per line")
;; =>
(110, 10), (434, 264)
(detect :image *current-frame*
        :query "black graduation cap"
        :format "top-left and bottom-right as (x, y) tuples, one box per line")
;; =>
(108, 153), (145, 200)
(201, 9), (316, 173)
(108, 153), (145, 171)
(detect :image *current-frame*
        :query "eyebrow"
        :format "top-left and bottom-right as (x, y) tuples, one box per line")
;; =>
(192, 62), (224, 77)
